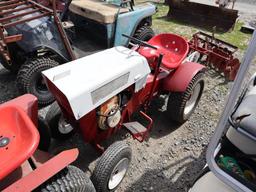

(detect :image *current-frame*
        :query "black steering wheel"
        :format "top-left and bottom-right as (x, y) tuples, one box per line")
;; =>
(122, 34), (157, 50)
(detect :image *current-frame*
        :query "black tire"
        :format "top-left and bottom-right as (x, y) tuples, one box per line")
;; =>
(45, 102), (75, 140)
(167, 72), (204, 123)
(133, 26), (155, 42)
(37, 116), (51, 151)
(91, 141), (132, 192)
(17, 57), (59, 106)
(39, 165), (96, 192)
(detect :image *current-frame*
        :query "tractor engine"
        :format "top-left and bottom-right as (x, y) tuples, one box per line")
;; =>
(97, 95), (122, 130)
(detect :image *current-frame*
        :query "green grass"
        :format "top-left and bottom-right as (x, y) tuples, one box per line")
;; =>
(151, 3), (252, 51)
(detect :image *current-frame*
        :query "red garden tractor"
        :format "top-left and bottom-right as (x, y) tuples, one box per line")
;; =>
(0, 94), (96, 192)
(42, 33), (206, 191)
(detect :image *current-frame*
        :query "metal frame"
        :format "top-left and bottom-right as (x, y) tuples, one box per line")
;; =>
(0, 0), (75, 64)
(206, 30), (256, 192)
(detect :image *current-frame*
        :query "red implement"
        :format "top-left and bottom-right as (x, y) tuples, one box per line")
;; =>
(189, 31), (240, 81)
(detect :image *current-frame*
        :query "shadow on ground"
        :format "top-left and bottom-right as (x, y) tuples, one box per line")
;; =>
(126, 148), (207, 192)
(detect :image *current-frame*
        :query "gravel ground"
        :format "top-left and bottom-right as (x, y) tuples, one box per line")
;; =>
(0, 3), (256, 191)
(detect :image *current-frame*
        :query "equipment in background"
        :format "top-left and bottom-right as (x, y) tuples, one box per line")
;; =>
(166, 0), (238, 32)
(189, 31), (240, 81)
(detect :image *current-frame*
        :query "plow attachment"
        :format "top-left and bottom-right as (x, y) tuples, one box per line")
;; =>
(167, 0), (238, 32)
(189, 31), (240, 81)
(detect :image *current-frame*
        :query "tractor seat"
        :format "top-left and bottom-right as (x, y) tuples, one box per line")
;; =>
(69, 0), (129, 24)
(139, 33), (189, 69)
(0, 106), (39, 180)
(231, 88), (256, 139)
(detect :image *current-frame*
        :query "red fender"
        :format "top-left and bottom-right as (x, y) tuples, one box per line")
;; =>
(3, 149), (79, 192)
(163, 62), (205, 92)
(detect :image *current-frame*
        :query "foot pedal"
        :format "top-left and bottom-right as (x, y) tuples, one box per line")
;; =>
(123, 122), (147, 142)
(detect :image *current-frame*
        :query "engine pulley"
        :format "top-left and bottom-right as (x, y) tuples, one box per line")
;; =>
(97, 96), (121, 130)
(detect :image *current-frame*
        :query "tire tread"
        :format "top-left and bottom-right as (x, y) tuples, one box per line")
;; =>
(39, 165), (95, 192)
(17, 57), (59, 106)
(167, 72), (204, 123)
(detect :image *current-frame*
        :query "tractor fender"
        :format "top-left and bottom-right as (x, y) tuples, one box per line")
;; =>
(3, 149), (79, 192)
(114, 3), (156, 46)
(163, 62), (205, 92)
(30, 45), (71, 63)
(131, 16), (153, 36)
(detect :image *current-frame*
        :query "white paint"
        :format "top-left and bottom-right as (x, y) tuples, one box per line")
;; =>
(226, 126), (256, 155)
(189, 172), (235, 192)
(42, 46), (150, 120)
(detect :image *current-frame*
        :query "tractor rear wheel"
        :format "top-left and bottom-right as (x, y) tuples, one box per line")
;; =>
(91, 141), (132, 192)
(46, 102), (75, 140)
(167, 72), (204, 123)
(17, 57), (59, 106)
(39, 165), (96, 192)
(133, 26), (155, 42)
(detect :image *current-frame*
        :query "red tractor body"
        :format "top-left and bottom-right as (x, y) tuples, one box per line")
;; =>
(43, 33), (206, 148)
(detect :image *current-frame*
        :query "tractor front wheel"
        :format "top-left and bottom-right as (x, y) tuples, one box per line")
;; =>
(91, 141), (132, 192)
(17, 57), (59, 106)
(46, 102), (75, 140)
(38, 165), (96, 192)
(133, 26), (155, 42)
(167, 72), (204, 123)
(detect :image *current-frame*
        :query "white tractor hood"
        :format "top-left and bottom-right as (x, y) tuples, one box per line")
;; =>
(42, 46), (150, 120)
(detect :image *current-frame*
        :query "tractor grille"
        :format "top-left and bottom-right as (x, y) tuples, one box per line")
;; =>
(91, 72), (130, 104)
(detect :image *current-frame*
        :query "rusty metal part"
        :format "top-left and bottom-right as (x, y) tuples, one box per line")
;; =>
(52, 0), (76, 60)
(0, 0), (75, 64)
(189, 31), (240, 81)
(167, 0), (238, 32)
(98, 96), (120, 130)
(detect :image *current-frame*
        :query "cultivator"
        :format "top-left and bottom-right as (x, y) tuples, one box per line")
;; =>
(189, 31), (240, 81)
(0, 0), (74, 64)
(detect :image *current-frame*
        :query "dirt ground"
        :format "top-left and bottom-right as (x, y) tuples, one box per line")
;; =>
(0, 1), (256, 191)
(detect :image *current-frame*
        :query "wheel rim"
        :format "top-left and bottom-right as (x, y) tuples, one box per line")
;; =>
(188, 51), (200, 63)
(108, 158), (129, 190)
(58, 115), (73, 134)
(184, 83), (202, 115)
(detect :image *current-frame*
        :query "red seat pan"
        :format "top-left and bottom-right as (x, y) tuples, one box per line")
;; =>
(139, 33), (189, 69)
(0, 106), (39, 180)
